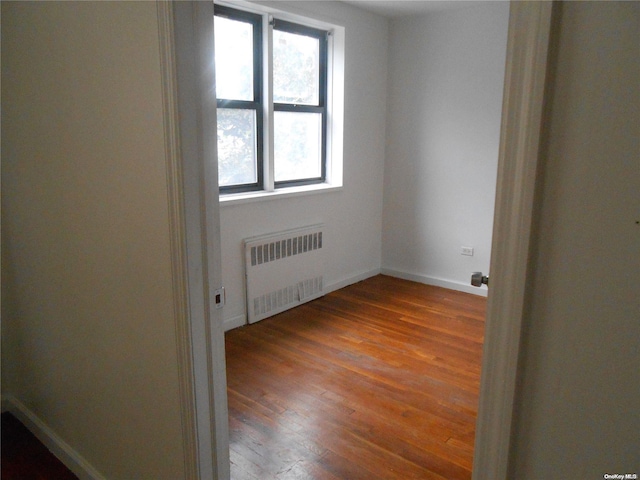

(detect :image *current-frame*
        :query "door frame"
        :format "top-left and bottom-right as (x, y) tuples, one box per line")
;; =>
(158, 1), (230, 479)
(159, 1), (556, 478)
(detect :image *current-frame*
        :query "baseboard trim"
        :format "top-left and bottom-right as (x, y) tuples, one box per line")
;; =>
(223, 314), (246, 332)
(326, 268), (381, 294)
(1, 395), (105, 480)
(381, 268), (488, 297)
(221, 269), (481, 331)
(222, 269), (382, 331)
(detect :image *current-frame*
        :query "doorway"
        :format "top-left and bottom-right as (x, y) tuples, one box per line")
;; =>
(167, 1), (554, 478)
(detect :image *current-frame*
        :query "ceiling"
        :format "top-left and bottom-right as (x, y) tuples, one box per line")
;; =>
(340, 0), (488, 18)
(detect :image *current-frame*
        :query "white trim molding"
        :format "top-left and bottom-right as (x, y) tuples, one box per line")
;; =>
(381, 268), (489, 297)
(156, 3), (199, 478)
(2, 395), (105, 480)
(223, 314), (247, 332)
(223, 269), (382, 332)
(160, 1), (230, 478)
(472, 2), (555, 479)
(325, 268), (382, 294)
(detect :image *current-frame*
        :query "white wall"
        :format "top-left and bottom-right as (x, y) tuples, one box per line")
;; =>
(1, 2), (185, 478)
(382, 3), (509, 294)
(511, 2), (639, 476)
(220, 1), (389, 329)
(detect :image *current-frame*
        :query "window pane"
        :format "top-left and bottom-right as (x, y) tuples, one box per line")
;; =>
(214, 16), (253, 101)
(217, 109), (258, 186)
(273, 30), (319, 105)
(274, 112), (322, 182)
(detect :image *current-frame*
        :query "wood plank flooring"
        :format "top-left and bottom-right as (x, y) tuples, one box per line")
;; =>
(225, 275), (486, 480)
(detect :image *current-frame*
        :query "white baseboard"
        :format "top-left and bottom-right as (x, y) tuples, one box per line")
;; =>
(1, 394), (105, 480)
(223, 314), (246, 332)
(381, 268), (488, 297)
(221, 268), (482, 332)
(222, 268), (380, 332)
(325, 268), (381, 293)
(223, 269), (382, 331)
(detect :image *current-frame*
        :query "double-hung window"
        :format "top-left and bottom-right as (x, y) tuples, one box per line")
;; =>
(214, 4), (330, 194)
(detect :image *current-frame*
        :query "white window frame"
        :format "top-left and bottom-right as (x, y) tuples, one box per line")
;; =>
(215, 1), (345, 205)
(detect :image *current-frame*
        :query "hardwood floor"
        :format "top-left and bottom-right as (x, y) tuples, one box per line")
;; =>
(225, 275), (486, 480)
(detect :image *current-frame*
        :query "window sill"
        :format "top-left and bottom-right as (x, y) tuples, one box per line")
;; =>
(219, 182), (343, 206)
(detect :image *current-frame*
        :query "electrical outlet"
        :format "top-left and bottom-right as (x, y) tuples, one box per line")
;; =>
(214, 287), (225, 309)
(461, 246), (474, 256)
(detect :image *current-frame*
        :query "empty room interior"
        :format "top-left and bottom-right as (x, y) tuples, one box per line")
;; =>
(2, 1), (638, 479)
(217, 1), (507, 478)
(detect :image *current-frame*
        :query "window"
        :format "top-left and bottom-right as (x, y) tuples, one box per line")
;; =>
(214, 5), (331, 195)
(214, 6), (263, 192)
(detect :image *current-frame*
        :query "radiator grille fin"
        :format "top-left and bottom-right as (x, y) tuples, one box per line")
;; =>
(250, 232), (323, 267)
(253, 276), (323, 317)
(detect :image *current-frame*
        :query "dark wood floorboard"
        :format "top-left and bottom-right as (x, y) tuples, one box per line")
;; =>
(226, 275), (486, 480)
(1, 412), (78, 480)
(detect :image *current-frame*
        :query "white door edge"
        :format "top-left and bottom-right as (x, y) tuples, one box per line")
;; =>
(472, 2), (555, 479)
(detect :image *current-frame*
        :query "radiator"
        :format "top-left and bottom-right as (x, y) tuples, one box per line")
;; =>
(244, 224), (325, 324)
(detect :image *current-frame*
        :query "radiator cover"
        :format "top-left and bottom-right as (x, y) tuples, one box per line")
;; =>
(244, 224), (325, 324)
